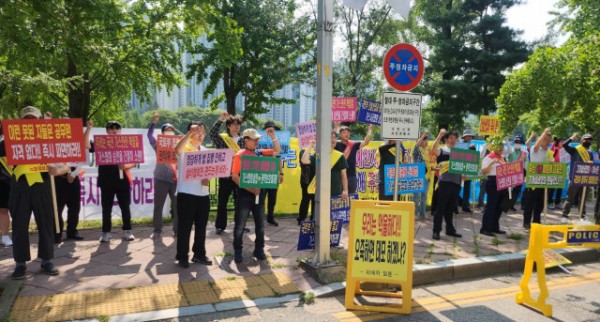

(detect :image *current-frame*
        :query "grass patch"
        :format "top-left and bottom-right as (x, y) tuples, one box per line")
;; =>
(491, 237), (505, 246)
(271, 263), (286, 269)
(97, 315), (109, 322)
(330, 251), (347, 267)
(225, 276), (237, 281)
(508, 233), (524, 241)
(415, 258), (432, 264)
(300, 291), (315, 304)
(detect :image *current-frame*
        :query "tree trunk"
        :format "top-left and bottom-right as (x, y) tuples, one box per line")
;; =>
(66, 57), (91, 125)
(223, 67), (237, 115)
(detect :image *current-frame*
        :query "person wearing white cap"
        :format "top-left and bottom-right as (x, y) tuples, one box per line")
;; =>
(230, 128), (280, 264)
(561, 132), (594, 223)
(146, 113), (178, 238)
(458, 129), (475, 213)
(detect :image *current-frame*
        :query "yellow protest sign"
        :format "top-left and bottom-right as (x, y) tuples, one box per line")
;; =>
(479, 115), (500, 135)
(345, 200), (414, 314)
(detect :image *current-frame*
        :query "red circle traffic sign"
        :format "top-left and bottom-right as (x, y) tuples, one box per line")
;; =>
(383, 43), (424, 92)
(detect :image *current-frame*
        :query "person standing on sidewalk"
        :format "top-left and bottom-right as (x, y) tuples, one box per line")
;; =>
(431, 129), (462, 240)
(412, 131), (430, 218)
(521, 129), (551, 229)
(377, 139), (406, 201)
(297, 143), (316, 224)
(0, 124), (13, 247)
(506, 134), (529, 212)
(547, 137), (567, 210)
(334, 122), (373, 194)
(8, 106), (58, 279)
(259, 121), (282, 227)
(174, 122), (212, 268)
(146, 113), (178, 238)
(458, 129), (475, 213)
(231, 128), (281, 263)
(92, 120), (136, 242)
(301, 134), (349, 202)
(479, 136), (510, 236)
(209, 112), (244, 235)
(561, 132), (594, 223)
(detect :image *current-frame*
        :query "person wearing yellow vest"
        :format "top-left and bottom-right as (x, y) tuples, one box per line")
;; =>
(412, 131), (430, 217)
(8, 106), (58, 279)
(0, 124), (13, 247)
(431, 129), (462, 241)
(334, 122), (373, 194)
(209, 112), (244, 235)
(561, 132), (594, 223)
(301, 133), (349, 202)
(91, 120), (137, 242)
(297, 140), (316, 224)
(377, 139), (406, 201)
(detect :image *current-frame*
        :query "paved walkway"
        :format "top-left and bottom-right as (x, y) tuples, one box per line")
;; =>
(0, 202), (596, 321)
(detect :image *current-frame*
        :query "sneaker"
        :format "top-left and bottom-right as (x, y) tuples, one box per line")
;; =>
(54, 234), (62, 244)
(334, 242), (345, 249)
(267, 219), (279, 227)
(11, 265), (26, 280)
(548, 204), (555, 210)
(123, 230), (135, 241)
(99, 232), (111, 242)
(560, 216), (568, 224)
(41, 262), (59, 276)
(178, 260), (189, 268)
(191, 256), (213, 265)
(523, 223), (531, 230)
(252, 249), (267, 261)
(243, 227), (250, 233)
(432, 232), (440, 240)
(234, 250), (243, 263)
(150, 231), (161, 239)
(2, 235), (13, 246)
(215, 228), (224, 235)
(66, 233), (84, 241)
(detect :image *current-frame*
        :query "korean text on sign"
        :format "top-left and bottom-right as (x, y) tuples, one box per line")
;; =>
(296, 120), (317, 149)
(479, 115), (500, 135)
(331, 193), (359, 223)
(180, 149), (234, 182)
(1, 118), (86, 165)
(383, 163), (426, 196)
(332, 97), (357, 122)
(94, 134), (145, 165)
(525, 162), (567, 188)
(239, 155), (280, 189)
(357, 98), (382, 126)
(496, 161), (524, 190)
(380, 92), (422, 140)
(156, 134), (183, 164)
(571, 162), (600, 187)
(297, 219), (344, 251)
(448, 148), (480, 176)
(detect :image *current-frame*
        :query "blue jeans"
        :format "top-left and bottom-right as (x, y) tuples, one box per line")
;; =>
(233, 189), (265, 251)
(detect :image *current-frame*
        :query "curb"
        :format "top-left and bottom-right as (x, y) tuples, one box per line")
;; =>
(0, 279), (22, 320)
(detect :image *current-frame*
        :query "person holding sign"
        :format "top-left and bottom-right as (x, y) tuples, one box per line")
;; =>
(209, 112), (244, 235)
(147, 113), (178, 238)
(7, 106), (58, 279)
(297, 142), (316, 224)
(0, 124), (13, 247)
(412, 131), (430, 217)
(93, 121), (136, 242)
(561, 132), (594, 223)
(231, 128), (281, 264)
(334, 123), (373, 194)
(377, 139), (406, 201)
(522, 129), (551, 229)
(480, 136), (509, 237)
(174, 122), (212, 268)
(458, 129), (475, 213)
(431, 129), (462, 240)
(260, 121), (283, 227)
(506, 134), (528, 212)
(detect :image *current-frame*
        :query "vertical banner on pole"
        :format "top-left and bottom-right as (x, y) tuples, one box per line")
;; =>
(345, 200), (414, 314)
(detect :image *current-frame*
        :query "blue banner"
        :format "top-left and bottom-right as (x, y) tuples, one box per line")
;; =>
(331, 193), (359, 223)
(384, 163), (426, 196)
(357, 98), (381, 125)
(567, 230), (600, 244)
(297, 219), (344, 251)
(257, 130), (291, 155)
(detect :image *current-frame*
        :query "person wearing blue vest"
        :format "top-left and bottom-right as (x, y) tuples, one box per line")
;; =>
(561, 132), (594, 223)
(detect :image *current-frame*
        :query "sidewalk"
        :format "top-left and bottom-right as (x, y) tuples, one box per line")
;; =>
(0, 203), (598, 321)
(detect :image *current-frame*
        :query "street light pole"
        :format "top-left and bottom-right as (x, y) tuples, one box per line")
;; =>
(314, 0), (334, 265)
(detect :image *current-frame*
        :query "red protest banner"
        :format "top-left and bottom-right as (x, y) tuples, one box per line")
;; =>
(156, 134), (183, 164)
(94, 134), (144, 165)
(332, 97), (357, 122)
(496, 161), (524, 190)
(1, 118), (86, 165)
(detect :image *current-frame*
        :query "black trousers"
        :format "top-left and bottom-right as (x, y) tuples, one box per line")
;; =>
(9, 176), (54, 263)
(461, 180), (472, 209)
(234, 189), (265, 251)
(547, 188), (563, 206)
(260, 188), (278, 221)
(481, 177), (508, 232)
(433, 181), (460, 234)
(176, 192), (210, 262)
(55, 175), (81, 237)
(298, 182), (315, 221)
(100, 181), (132, 232)
(523, 188), (544, 225)
(215, 177), (237, 230)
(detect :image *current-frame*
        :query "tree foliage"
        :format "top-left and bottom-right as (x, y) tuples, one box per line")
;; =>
(0, 0), (202, 125)
(186, 0), (315, 121)
(497, 0), (600, 140)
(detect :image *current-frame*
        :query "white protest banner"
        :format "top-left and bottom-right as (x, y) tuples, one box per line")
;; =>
(180, 149), (234, 182)
(296, 120), (317, 149)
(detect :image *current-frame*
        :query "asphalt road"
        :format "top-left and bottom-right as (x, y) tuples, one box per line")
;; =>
(154, 261), (600, 322)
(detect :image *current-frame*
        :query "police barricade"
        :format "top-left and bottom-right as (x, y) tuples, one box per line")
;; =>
(345, 200), (414, 314)
(516, 223), (600, 317)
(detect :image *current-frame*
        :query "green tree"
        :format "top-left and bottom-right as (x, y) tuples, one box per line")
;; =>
(186, 0), (315, 121)
(0, 0), (202, 124)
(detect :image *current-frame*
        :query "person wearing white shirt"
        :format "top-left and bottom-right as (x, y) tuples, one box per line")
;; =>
(479, 136), (509, 237)
(522, 128), (552, 229)
(174, 122), (213, 268)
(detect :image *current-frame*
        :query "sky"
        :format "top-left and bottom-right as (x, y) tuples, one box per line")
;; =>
(505, 0), (560, 42)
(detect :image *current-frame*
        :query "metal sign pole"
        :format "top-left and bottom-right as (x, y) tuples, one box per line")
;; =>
(314, 0), (333, 265)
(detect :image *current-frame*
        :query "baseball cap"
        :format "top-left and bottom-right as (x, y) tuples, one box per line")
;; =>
(105, 121), (122, 129)
(263, 121), (281, 130)
(20, 106), (42, 119)
(582, 134), (593, 140)
(462, 129), (474, 138)
(161, 123), (175, 132)
(242, 128), (261, 140)
(513, 135), (525, 144)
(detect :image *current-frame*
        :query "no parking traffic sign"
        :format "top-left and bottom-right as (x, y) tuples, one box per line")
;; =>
(383, 43), (424, 92)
